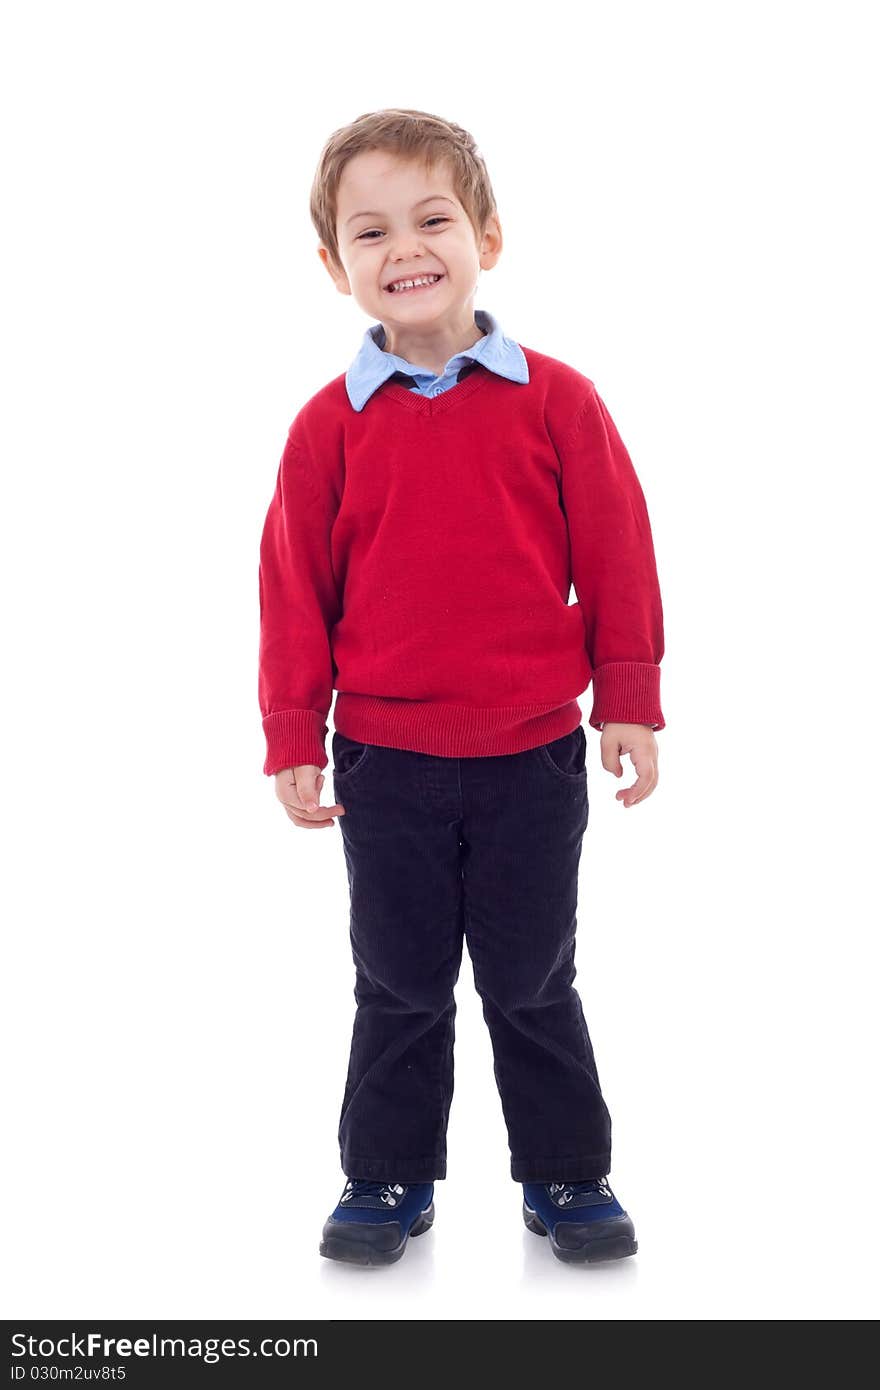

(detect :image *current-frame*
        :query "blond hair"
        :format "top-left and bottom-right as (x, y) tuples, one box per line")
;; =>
(310, 108), (498, 273)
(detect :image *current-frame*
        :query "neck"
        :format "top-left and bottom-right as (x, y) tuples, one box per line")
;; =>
(380, 310), (486, 376)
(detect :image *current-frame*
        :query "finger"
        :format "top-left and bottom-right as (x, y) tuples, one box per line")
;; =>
(277, 778), (318, 814)
(615, 769), (657, 807)
(283, 807), (339, 828)
(293, 770), (327, 813)
(274, 772), (321, 811)
(601, 745), (624, 777)
(282, 800), (346, 821)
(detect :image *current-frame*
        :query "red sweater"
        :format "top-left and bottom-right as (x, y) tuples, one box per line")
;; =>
(258, 347), (665, 775)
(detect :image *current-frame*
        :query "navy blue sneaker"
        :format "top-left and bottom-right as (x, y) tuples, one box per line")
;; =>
(319, 1180), (435, 1266)
(522, 1179), (638, 1263)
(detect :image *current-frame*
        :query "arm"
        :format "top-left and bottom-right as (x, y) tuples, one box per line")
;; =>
(558, 386), (666, 732)
(258, 428), (341, 775)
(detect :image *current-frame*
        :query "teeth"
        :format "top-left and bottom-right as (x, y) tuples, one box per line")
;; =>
(388, 274), (441, 293)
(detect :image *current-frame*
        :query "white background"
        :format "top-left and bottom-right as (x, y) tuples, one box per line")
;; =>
(2, 0), (878, 1322)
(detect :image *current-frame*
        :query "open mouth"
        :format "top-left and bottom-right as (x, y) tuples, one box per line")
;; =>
(385, 274), (445, 295)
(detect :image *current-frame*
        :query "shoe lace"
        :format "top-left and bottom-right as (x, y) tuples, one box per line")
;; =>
(548, 1178), (612, 1205)
(341, 1180), (406, 1206)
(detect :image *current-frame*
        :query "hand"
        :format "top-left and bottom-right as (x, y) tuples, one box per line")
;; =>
(600, 723), (659, 808)
(274, 764), (346, 829)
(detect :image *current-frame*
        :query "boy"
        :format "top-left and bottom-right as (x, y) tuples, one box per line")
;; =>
(258, 109), (665, 1267)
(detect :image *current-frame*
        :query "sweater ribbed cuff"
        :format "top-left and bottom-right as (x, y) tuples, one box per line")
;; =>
(588, 662), (665, 731)
(262, 709), (329, 776)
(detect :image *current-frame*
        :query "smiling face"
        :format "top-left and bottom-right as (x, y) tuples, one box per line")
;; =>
(319, 149), (502, 343)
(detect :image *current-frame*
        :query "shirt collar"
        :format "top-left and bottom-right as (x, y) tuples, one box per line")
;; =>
(345, 307), (529, 412)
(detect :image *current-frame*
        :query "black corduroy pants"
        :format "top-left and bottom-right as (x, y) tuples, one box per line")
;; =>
(330, 724), (612, 1184)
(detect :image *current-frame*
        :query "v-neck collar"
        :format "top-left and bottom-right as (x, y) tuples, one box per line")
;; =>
(373, 361), (495, 417)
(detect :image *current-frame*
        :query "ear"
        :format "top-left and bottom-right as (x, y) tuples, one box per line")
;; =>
(478, 213), (503, 272)
(317, 245), (351, 295)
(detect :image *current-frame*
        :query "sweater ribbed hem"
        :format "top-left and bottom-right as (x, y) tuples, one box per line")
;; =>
(588, 662), (665, 731)
(262, 708), (329, 776)
(333, 694), (583, 758)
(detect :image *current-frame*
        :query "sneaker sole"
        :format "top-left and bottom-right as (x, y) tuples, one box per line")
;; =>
(319, 1202), (435, 1266)
(523, 1202), (638, 1264)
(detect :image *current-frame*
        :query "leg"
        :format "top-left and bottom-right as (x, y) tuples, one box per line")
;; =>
(332, 733), (465, 1183)
(460, 727), (612, 1182)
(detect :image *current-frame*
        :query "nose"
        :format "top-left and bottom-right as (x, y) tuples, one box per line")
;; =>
(388, 235), (426, 261)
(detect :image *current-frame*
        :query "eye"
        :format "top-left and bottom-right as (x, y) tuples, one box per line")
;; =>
(356, 217), (449, 241)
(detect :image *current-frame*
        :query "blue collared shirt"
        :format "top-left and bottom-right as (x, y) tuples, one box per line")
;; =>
(345, 307), (529, 412)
